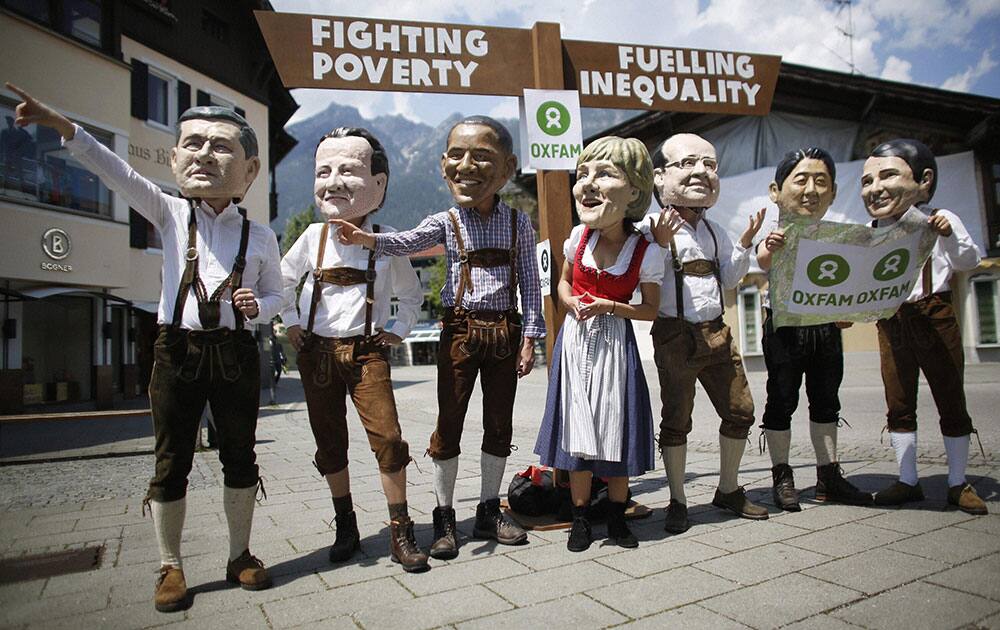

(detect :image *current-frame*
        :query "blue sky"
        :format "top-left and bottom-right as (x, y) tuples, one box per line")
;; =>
(271, 0), (1000, 126)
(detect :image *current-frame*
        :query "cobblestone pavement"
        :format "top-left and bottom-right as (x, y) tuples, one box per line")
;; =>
(1, 359), (999, 629)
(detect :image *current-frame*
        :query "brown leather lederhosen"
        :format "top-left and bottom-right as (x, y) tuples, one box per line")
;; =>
(147, 200), (260, 502)
(428, 207), (523, 460)
(296, 221), (409, 475)
(650, 217), (754, 447)
(874, 210), (974, 437)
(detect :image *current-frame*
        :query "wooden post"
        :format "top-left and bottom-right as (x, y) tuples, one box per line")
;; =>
(530, 22), (573, 365)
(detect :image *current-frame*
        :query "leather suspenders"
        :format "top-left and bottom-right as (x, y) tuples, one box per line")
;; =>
(172, 200), (250, 330)
(305, 221), (380, 339)
(447, 206), (519, 311)
(667, 219), (723, 321)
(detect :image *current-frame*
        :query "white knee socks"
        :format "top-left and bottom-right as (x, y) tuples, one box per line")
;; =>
(480, 452), (507, 503)
(662, 445), (688, 505)
(890, 431), (918, 486)
(433, 456), (459, 508)
(151, 497), (186, 568)
(944, 435), (970, 487)
(718, 435), (746, 494)
(810, 422), (838, 467)
(223, 485), (257, 561)
(765, 429), (791, 466)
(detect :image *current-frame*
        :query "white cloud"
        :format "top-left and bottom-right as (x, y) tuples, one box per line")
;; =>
(941, 49), (998, 92)
(487, 97), (520, 120)
(286, 88), (389, 124)
(270, 0), (998, 125)
(880, 55), (913, 82)
(389, 93), (421, 122)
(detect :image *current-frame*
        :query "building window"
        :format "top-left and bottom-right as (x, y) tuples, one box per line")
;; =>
(146, 66), (176, 130)
(973, 276), (1000, 346)
(0, 98), (113, 217)
(987, 160), (1000, 255)
(62, 0), (102, 47)
(2, 0), (107, 51)
(738, 286), (762, 355)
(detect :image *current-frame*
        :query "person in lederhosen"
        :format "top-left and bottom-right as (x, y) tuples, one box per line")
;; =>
(280, 127), (428, 572)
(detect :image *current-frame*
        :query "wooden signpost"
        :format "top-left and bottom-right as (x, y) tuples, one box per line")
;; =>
(255, 11), (781, 360)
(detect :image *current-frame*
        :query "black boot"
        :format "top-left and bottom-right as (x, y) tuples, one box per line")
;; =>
(328, 511), (361, 562)
(567, 506), (591, 552)
(606, 501), (638, 548)
(771, 464), (801, 512)
(430, 505), (459, 560)
(816, 463), (874, 505)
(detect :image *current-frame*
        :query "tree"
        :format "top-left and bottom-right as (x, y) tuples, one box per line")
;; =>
(425, 255), (447, 318)
(281, 205), (316, 254)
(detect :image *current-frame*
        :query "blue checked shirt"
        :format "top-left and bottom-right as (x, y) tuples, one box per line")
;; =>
(373, 200), (546, 338)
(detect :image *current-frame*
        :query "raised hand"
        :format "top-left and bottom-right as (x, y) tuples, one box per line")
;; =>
(762, 229), (787, 253)
(649, 207), (684, 248)
(6, 83), (76, 139)
(740, 207), (767, 248)
(928, 213), (953, 237)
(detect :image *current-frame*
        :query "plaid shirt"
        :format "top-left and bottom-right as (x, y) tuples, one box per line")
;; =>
(373, 200), (546, 338)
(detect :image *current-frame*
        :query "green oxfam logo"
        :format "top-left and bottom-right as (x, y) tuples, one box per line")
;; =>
(536, 101), (570, 136)
(806, 254), (850, 287)
(873, 248), (910, 281)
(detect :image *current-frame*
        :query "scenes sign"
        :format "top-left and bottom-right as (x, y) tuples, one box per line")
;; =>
(255, 12), (532, 96)
(769, 208), (938, 328)
(563, 40), (781, 115)
(256, 12), (781, 114)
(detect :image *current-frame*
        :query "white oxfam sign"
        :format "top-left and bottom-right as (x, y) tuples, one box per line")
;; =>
(520, 89), (583, 171)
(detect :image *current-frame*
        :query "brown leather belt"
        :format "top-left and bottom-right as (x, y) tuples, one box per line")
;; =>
(444, 307), (509, 323)
(464, 248), (514, 268)
(313, 266), (370, 286)
(681, 259), (718, 277)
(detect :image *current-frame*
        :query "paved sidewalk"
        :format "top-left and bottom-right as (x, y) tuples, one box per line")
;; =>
(1, 360), (998, 629)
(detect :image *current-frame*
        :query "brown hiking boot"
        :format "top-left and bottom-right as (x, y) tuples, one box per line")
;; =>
(712, 487), (769, 520)
(430, 506), (459, 560)
(948, 483), (988, 515)
(663, 500), (690, 534)
(473, 499), (527, 545)
(816, 463), (873, 506)
(153, 566), (188, 613)
(771, 464), (801, 512)
(873, 481), (924, 506)
(389, 516), (430, 572)
(225, 550), (272, 591)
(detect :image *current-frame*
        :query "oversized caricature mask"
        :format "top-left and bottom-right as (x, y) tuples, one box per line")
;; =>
(653, 133), (720, 210)
(171, 111), (260, 203)
(441, 119), (516, 212)
(313, 134), (387, 221)
(769, 153), (837, 222)
(862, 158), (934, 220)
(573, 136), (652, 231)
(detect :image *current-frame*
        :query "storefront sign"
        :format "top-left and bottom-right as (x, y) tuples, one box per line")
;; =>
(521, 90), (583, 170)
(769, 209), (937, 327)
(255, 12), (780, 114)
(42, 228), (71, 260)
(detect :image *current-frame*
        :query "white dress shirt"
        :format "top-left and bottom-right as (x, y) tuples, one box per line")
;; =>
(875, 206), (981, 302)
(63, 125), (283, 330)
(642, 213), (751, 323)
(280, 219), (423, 339)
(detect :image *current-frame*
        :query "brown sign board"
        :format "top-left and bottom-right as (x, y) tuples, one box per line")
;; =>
(563, 40), (781, 115)
(256, 11), (781, 116)
(254, 11), (532, 97)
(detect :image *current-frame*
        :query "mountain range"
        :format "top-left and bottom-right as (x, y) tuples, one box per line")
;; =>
(272, 101), (640, 236)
